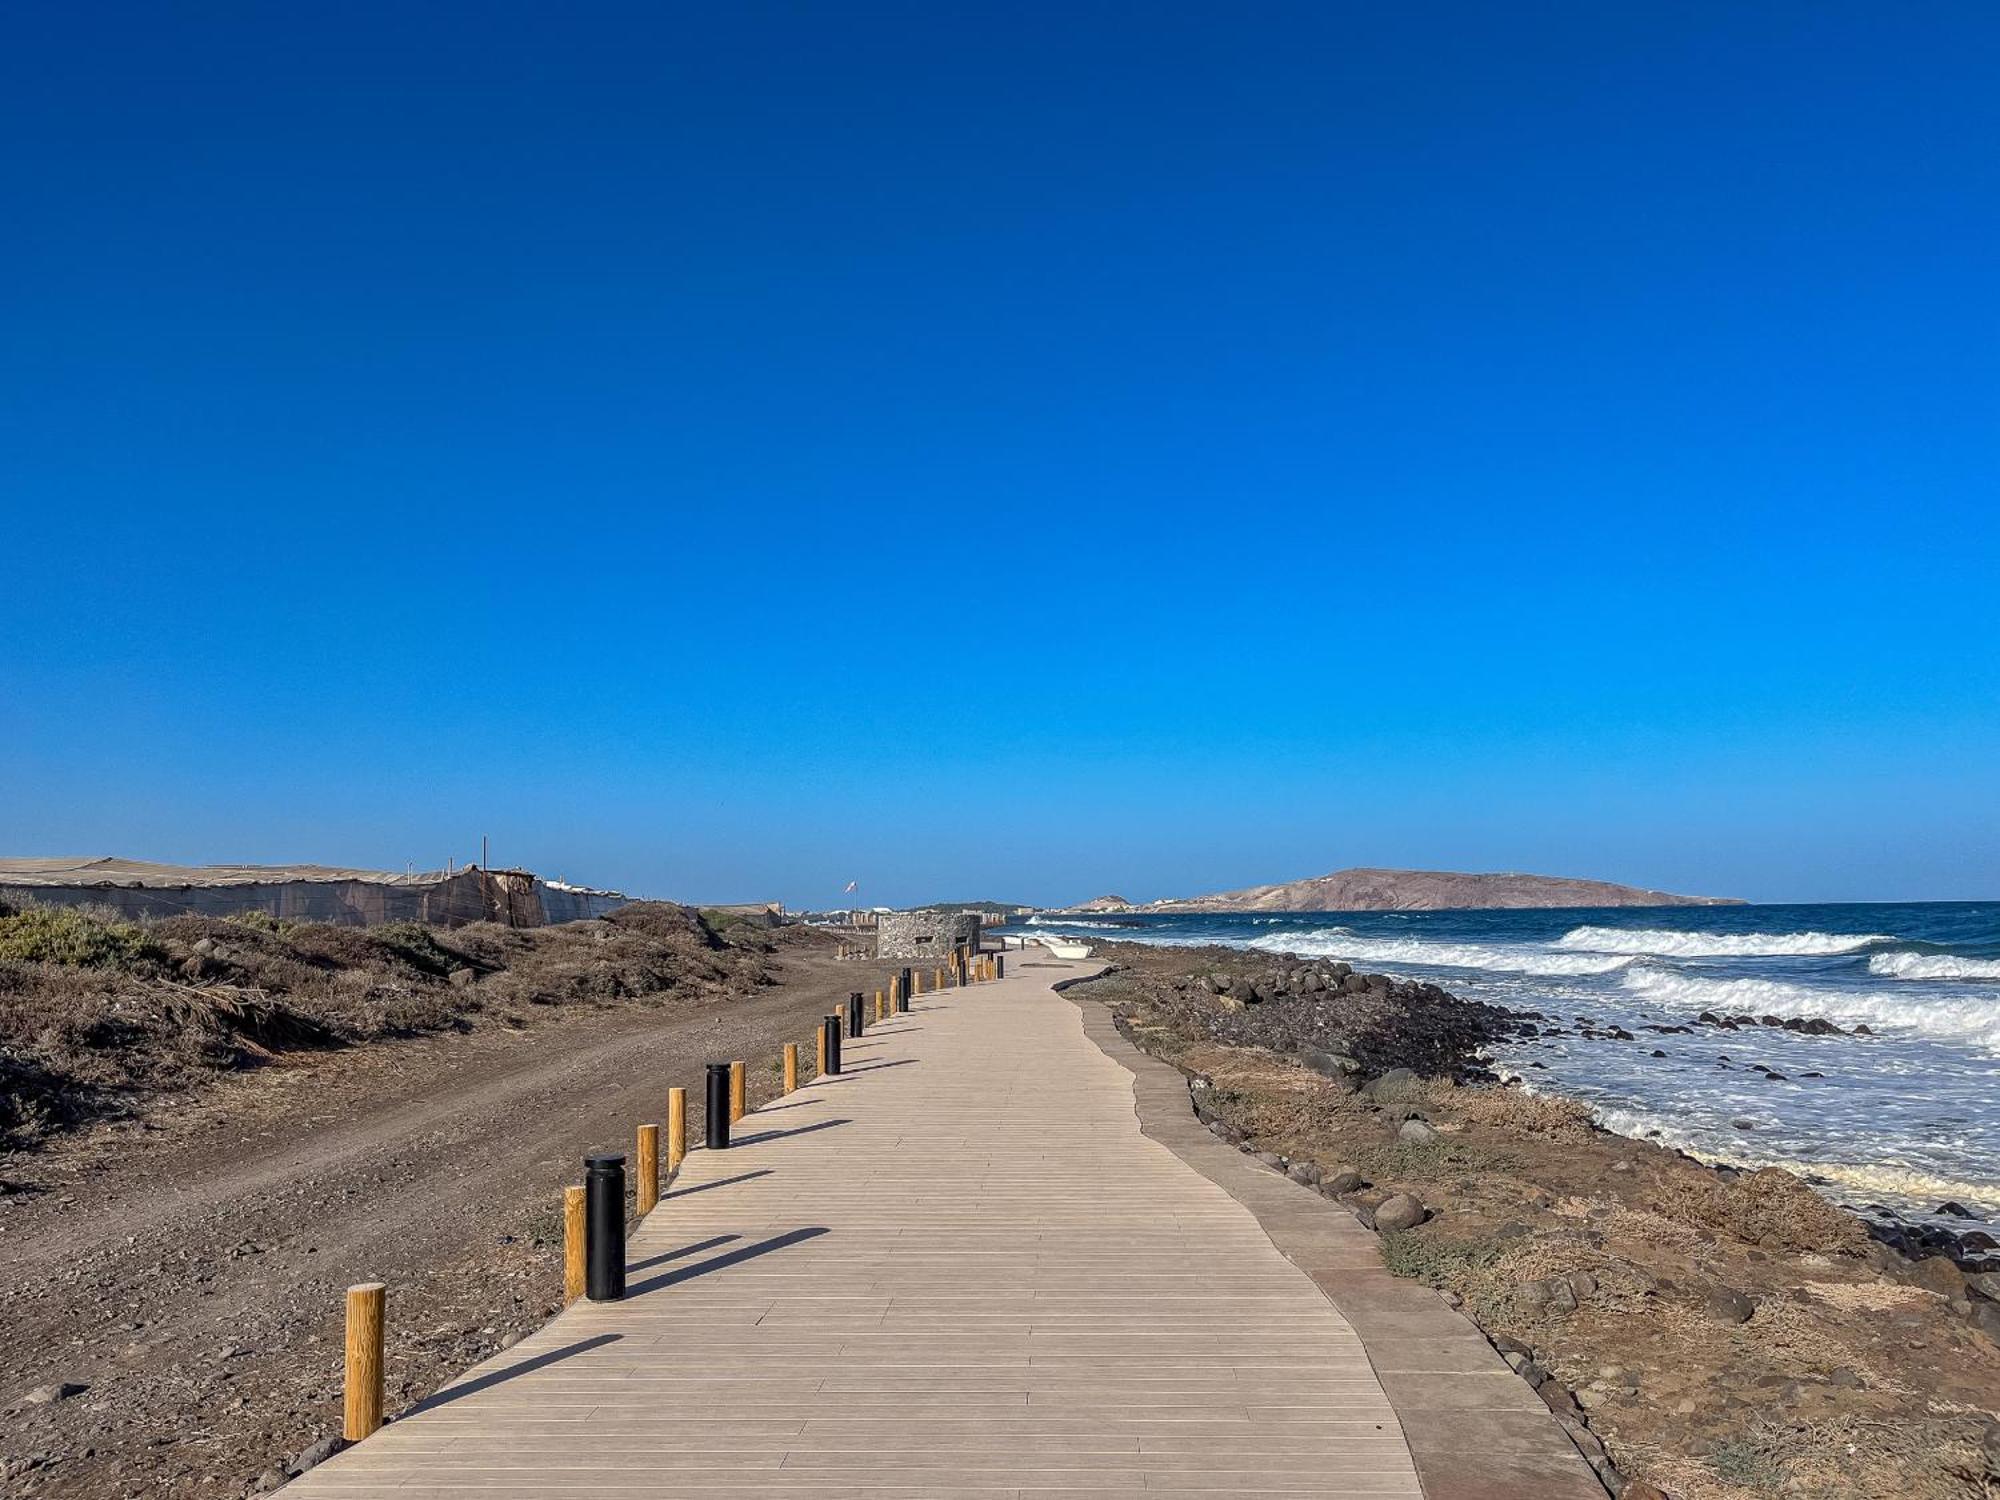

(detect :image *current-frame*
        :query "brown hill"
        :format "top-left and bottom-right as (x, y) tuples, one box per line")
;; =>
(1064, 894), (1134, 912)
(1151, 866), (1738, 913)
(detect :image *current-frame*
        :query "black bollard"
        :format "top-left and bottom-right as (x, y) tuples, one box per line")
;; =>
(996, 953), (1005, 980)
(705, 1062), (731, 1150)
(848, 991), (864, 1038)
(823, 1014), (842, 1074)
(896, 977), (909, 1014)
(585, 1153), (626, 1301)
(900, 966), (912, 1002)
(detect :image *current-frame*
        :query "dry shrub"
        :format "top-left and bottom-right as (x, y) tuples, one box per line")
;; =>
(1751, 1411), (1991, 1500)
(1604, 1203), (1714, 1256)
(1630, 1450), (1764, 1500)
(1, 900), (767, 1149)
(611, 903), (718, 946)
(1741, 1298), (1892, 1386)
(1651, 1166), (1869, 1256)
(1430, 1079), (1595, 1138)
(1803, 1280), (1933, 1312)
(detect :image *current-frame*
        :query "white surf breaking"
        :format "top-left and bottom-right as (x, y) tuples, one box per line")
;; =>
(1868, 951), (2000, 982)
(1622, 968), (2000, 1054)
(1558, 926), (1893, 958)
(1248, 930), (1636, 976)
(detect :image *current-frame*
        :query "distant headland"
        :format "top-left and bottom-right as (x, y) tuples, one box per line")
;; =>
(1060, 866), (1741, 913)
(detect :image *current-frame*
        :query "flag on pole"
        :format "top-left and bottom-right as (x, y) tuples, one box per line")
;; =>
(842, 880), (858, 893)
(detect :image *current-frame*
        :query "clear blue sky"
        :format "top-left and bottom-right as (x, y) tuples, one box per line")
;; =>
(3, 4), (1995, 908)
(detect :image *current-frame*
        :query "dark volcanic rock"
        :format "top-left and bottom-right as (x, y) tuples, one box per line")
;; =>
(1106, 944), (1516, 1079)
(1706, 1285), (1756, 1324)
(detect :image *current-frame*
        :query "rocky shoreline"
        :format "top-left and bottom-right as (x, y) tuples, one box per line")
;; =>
(1105, 939), (2000, 1273)
(1074, 939), (2000, 1499)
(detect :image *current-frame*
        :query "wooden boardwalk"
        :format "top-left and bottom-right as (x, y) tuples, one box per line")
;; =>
(290, 954), (1427, 1497)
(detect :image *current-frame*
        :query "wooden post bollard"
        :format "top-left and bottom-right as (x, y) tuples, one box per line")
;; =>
(562, 1184), (586, 1304)
(816, 1024), (829, 1077)
(343, 1282), (385, 1441)
(874, 991), (885, 1023)
(667, 1086), (687, 1174)
(729, 1059), (747, 1122)
(636, 1123), (660, 1215)
(913, 969), (924, 996)
(783, 1042), (799, 1094)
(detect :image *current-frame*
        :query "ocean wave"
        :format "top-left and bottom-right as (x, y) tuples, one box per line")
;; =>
(1623, 968), (2000, 1053)
(1248, 930), (1636, 976)
(1868, 951), (2000, 982)
(1026, 917), (1131, 931)
(1558, 925), (1893, 958)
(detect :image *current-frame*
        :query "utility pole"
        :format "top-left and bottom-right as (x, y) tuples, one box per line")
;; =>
(482, 834), (489, 871)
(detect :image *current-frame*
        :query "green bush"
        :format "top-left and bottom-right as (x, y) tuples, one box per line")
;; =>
(1379, 1229), (1502, 1286)
(369, 921), (462, 977)
(1706, 1437), (1780, 1489)
(0, 906), (163, 970)
(227, 910), (295, 934)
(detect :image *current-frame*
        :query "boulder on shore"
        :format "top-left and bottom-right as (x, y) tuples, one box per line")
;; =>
(1373, 1192), (1428, 1233)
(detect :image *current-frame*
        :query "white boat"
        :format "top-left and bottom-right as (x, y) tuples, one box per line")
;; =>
(1041, 938), (1093, 960)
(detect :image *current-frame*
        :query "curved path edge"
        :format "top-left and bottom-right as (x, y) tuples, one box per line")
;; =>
(1057, 977), (1607, 1500)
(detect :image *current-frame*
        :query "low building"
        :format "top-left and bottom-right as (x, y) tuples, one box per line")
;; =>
(874, 908), (982, 961)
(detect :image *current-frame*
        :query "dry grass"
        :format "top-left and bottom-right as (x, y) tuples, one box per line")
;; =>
(1418, 1076), (1597, 1137)
(1805, 1280), (1935, 1312)
(1651, 1165), (1871, 1256)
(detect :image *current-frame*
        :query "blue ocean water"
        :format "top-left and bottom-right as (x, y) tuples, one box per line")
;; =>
(1015, 902), (2000, 1225)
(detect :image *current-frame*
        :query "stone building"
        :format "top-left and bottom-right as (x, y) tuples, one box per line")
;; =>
(875, 909), (982, 961)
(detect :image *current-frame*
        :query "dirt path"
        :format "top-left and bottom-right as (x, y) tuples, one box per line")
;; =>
(0, 951), (902, 1499)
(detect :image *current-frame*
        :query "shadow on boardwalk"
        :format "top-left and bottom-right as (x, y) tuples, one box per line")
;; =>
(627, 1226), (829, 1298)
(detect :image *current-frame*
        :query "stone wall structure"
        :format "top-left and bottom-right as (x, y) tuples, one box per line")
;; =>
(876, 909), (982, 960)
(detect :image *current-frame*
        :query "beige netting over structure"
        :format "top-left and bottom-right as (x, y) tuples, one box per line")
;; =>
(0, 857), (626, 928)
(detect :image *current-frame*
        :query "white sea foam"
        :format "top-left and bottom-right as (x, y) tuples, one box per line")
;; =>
(1622, 968), (2000, 1053)
(1868, 951), (2000, 982)
(1580, 1104), (2000, 1212)
(1248, 930), (1635, 976)
(1787, 1160), (1999, 1213)
(1558, 925), (1892, 958)
(1026, 917), (1131, 930)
